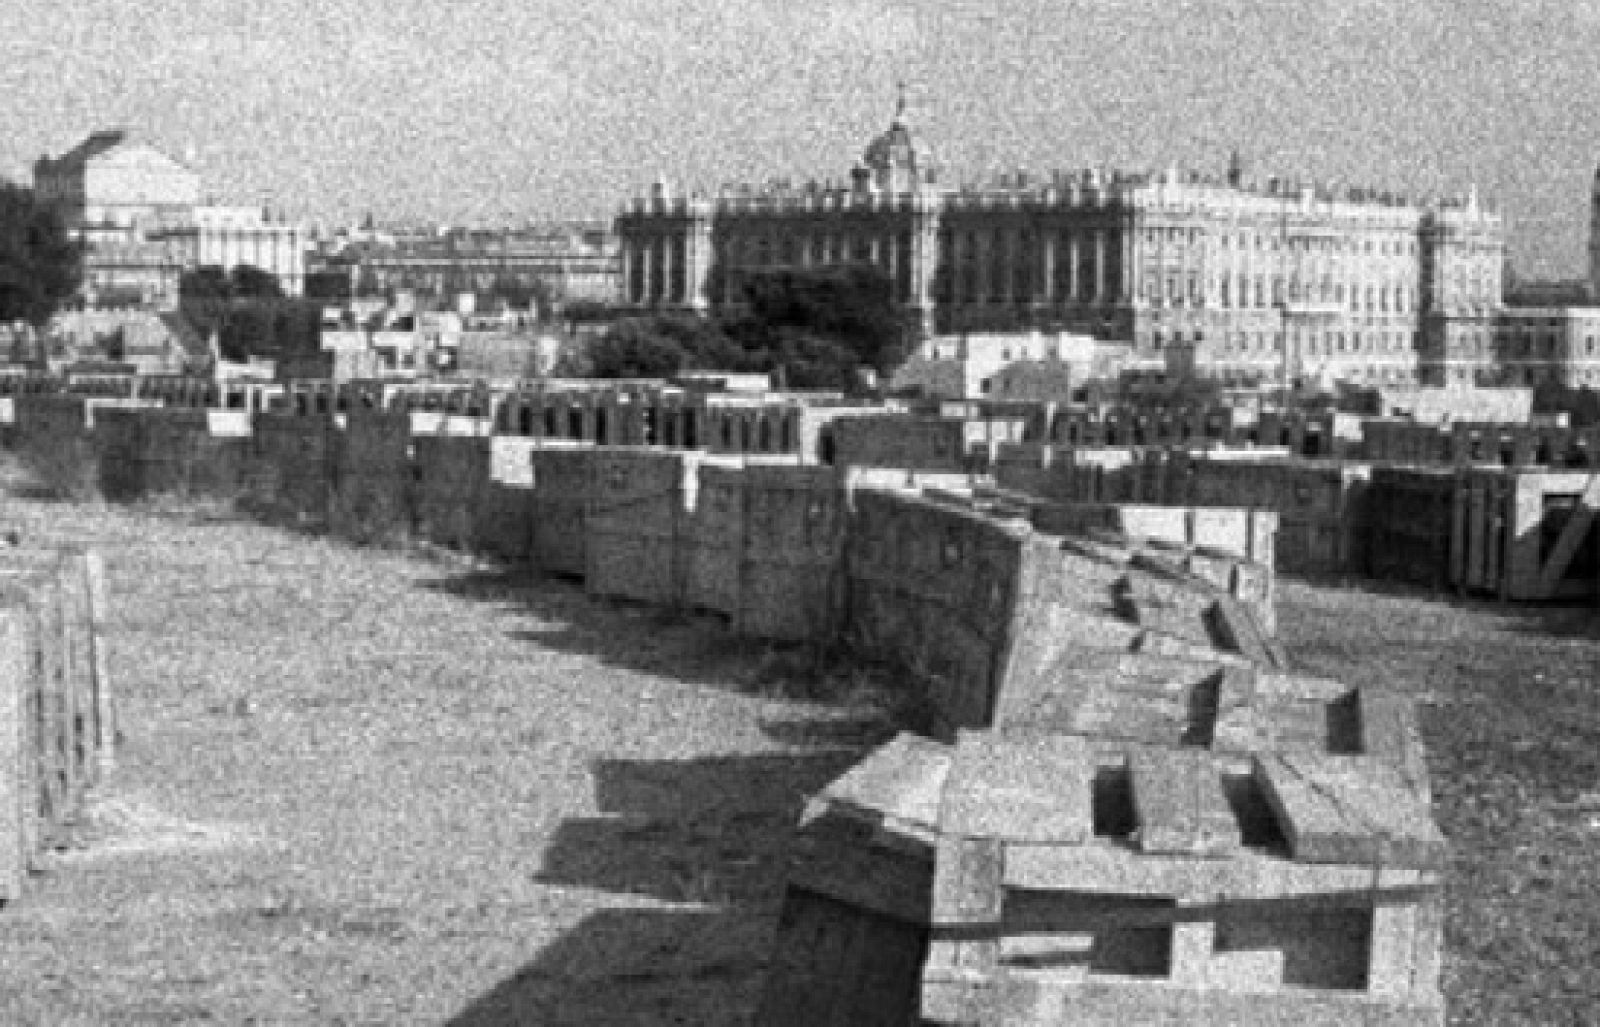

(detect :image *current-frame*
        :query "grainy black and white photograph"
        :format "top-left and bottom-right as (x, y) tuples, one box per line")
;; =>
(0, 1), (1596, 1023)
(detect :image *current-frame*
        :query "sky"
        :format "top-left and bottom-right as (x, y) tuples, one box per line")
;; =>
(3, 0), (1599, 276)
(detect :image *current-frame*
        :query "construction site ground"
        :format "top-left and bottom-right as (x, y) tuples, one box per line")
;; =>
(0, 460), (1594, 1025)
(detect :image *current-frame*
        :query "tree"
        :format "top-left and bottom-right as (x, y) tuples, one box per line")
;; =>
(1531, 380), (1600, 427)
(588, 318), (692, 378)
(492, 273), (553, 316)
(0, 181), (82, 327)
(229, 263), (284, 299)
(180, 264), (233, 303)
(303, 268), (352, 303)
(221, 303), (274, 362)
(561, 300), (624, 327)
(767, 327), (864, 390)
(272, 301), (322, 356)
(738, 264), (908, 387)
(586, 313), (753, 379)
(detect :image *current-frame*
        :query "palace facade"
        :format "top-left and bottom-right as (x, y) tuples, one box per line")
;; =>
(615, 103), (1505, 388)
(316, 224), (619, 307)
(33, 130), (306, 306)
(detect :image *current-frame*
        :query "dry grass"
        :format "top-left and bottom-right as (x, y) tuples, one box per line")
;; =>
(1277, 578), (1600, 1025)
(0, 454), (1594, 1024)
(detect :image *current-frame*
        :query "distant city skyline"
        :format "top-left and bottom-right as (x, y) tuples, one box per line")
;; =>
(4, 0), (1599, 277)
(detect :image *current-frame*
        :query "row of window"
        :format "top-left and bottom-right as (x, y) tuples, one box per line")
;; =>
(1493, 334), (1600, 357)
(1150, 329), (1425, 356)
(1145, 274), (1423, 312)
(1144, 227), (1421, 257)
(1492, 366), (1600, 386)
(1197, 360), (1421, 386)
(714, 233), (913, 269)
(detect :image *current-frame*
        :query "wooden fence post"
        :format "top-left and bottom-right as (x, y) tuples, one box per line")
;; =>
(0, 610), (24, 903)
(82, 550), (114, 776)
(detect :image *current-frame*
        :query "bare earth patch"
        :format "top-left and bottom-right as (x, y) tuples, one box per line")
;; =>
(48, 794), (257, 860)
(0, 461), (1594, 1025)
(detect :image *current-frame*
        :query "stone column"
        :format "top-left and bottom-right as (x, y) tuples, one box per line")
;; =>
(972, 227), (985, 300)
(908, 200), (939, 338)
(1094, 230), (1107, 305)
(1012, 228), (1027, 303)
(1067, 232), (1081, 304)
(661, 233), (677, 304)
(643, 237), (657, 304)
(1120, 228), (1133, 301)
(684, 210), (713, 311)
(1040, 232), (1056, 303)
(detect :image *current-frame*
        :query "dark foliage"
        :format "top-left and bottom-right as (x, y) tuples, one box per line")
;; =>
(739, 264), (907, 376)
(493, 274), (553, 315)
(303, 269), (353, 303)
(229, 263), (284, 299)
(561, 300), (626, 326)
(588, 319), (693, 378)
(588, 264), (908, 391)
(180, 268), (321, 362)
(1531, 381), (1600, 427)
(0, 182), (83, 327)
(179, 264), (234, 304)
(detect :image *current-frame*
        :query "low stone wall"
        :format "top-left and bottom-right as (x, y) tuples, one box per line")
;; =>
(2, 399), (1289, 670)
(411, 434), (489, 552)
(94, 408), (251, 502)
(1366, 467), (1458, 589)
(12, 396), (110, 500)
(475, 437), (539, 562)
(1026, 501), (1278, 633)
(763, 685), (1447, 1027)
(843, 487), (1098, 732)
(829, 415), (978, 473)
(246, 412), (340, 525)
(1185, 456), (1373, 575)
(329, 409), (413, 545)
(680, 460), (845, 641)
(993, 445), (1189, 506)
(530, 444), (594, 577)
(584, 447), (700, 607)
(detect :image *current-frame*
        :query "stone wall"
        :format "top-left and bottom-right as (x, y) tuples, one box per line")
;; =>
(245, 412), (340, 525)
(329, 409), (413, 545)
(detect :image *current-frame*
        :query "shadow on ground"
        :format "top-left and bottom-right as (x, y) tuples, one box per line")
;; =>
(420, 566), (784, 692)
(446, 751), (862, 1027)
(414, 564), (924, 744)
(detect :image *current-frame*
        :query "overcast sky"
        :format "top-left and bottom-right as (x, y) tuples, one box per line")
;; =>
(3, 0), (1598, 275)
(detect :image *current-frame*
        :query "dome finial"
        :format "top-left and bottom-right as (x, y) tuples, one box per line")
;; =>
(894, 79), (908, 124)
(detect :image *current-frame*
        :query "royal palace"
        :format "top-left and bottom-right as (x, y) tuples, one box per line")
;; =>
(616, 101), (1507, 389)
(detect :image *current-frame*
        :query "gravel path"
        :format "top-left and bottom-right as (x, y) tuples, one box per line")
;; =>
(0, 488), (870, 1025)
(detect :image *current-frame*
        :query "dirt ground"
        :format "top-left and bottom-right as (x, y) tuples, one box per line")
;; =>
(0, 483), (880, 1025)
(0, 471), (1595, 1025)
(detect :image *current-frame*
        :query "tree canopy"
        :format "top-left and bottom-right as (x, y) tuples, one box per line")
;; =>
(1531, 380), (1600, 427)
(179, 264), (318, 362)
(0, 182), (82, 327)
(587, 263), (909, 391)
(739, 264), (907, 376)
(230, 263), (284, 299)
(179, 263), (285, 303)
(303, 268), (352, 303)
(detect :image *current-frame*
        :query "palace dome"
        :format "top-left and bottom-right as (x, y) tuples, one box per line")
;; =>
(860, 97), (938, 188)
